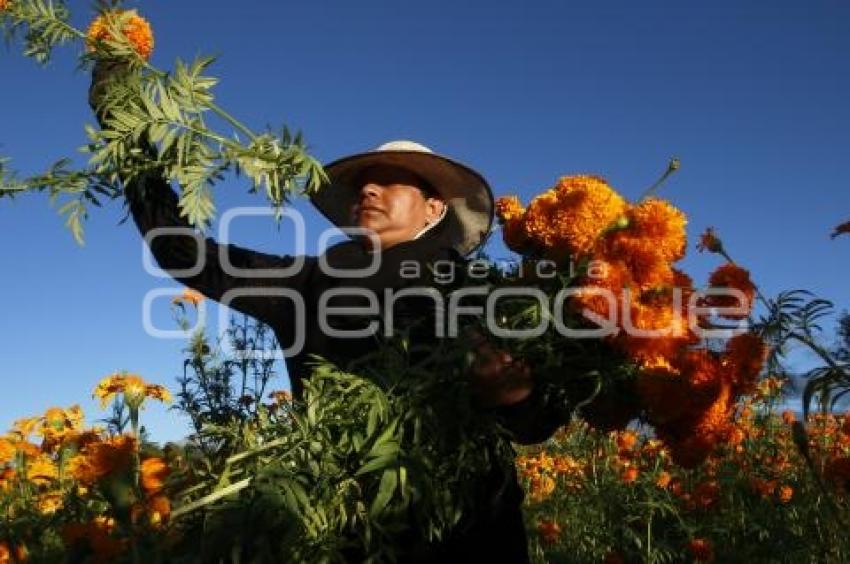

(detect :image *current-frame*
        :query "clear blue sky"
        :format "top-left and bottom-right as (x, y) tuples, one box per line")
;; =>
(2, 0), (848, 441)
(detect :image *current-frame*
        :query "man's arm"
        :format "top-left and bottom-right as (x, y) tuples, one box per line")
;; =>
(89, 62), (315, 327)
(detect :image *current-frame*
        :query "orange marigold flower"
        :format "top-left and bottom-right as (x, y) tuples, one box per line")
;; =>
(61, 517), (126, 561)
(777, 484), (793, 503)
(524, 175), (628, 260)
(655, 471), (672, 489)
(0, 0), (10, 11)
(495, 196), (525, 223)
(687, 538), (715, 562)
(268, 390), (293, 405)
(147, 494), (171, 527)
(68, 435), (136, 485)
(86, 10), (154, 60)
(603, 551), (626, 564)
(700, 263), (756, 320)
(619, 197), (687, 263)
(616, 430), (638, 451)
(94, 372), (172, 409)
(172, 287), (205, 307)
(697, 227), (724, 254)
(140, 457), (170, 496)
(537, 519), (562, 545)
(722, 332), (768, 395)
(693, 480), (721, 509)
(831, 220), (850, 240)
(621, 466), (639, 483)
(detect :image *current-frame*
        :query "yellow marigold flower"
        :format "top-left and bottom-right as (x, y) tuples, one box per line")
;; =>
(11, 417), (40, 441)
(172, 287), (205, 307)
(38, 491), (64, 515)
(0, 467), (16, 491)
(140, 457), (170, 495)
(68, 435), (137, 485)
(86, 10), (154, 60)
(38, 405), (86, 452)
(26, 454), (58, 486)
(0, 438), (14, 465)
(697, 227), (724, 253)
(94, 372), (172, 409)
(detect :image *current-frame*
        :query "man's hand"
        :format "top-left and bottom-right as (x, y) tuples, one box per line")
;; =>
(467, 334), (533, 409)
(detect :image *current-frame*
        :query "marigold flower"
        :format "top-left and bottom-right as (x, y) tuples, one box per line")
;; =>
(94, 372), (172, 409)
(655, 471), (672, 488)
(722, 332), (767, 395)
(687, 538), (714, 562)
(495, 196), (525, 224)
(782, 410), (796, 425)
(86, 10), (155, 60)
(700, 263), (756, 320)
(537, 519), (562, 545)
(140, 456), (170, 495)
(68, 435), (137, 485)
(777, 484), (793, 503)
(616, 430), (638, 451)
(0, 0), (11, 12)
(0, 438), (14, 465)
(26, 454), (58, 486)
(697, 227), (724, 253)
(621, 466), (639, 483)
(38, 491), (64, 515)
(61, 517), (126, 561)
(172, 287), (204, 307)
(611, 198), (688, 264)
(523, 175), (628, 260)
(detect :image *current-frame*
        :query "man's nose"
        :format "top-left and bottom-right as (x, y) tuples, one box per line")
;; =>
(359, 182), (382, 201)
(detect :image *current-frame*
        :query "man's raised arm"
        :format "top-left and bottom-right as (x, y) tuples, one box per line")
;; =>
(88, 62), (315, 327)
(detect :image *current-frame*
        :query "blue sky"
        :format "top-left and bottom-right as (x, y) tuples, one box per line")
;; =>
(1, 0), (848, 441)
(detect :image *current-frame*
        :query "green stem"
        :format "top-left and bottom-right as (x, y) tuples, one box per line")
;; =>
(171, 477), (253, 519)
(638, 158), (680, 201)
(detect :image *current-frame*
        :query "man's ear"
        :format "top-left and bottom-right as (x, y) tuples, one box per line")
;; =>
(424, 198), (447, 223)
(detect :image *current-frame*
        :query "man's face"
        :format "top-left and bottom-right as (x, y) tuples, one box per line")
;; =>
(350, 165), (446, 250)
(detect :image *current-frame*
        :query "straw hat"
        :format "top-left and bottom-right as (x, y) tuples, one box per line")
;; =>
(311, 140), (494, 256)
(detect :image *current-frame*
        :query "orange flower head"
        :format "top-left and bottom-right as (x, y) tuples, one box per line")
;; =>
(700, 263), (756, 320)
(172, 287), (204, 307)
(523, 175), (628, 259)
(777, 484), (793, 503)
(621, 466), (639, 483)
(782, 410), (796, 425)
(0, 0), (10, 11)
(140, 456), (170, 495)
(687, 538), (715, 562)
(697, 227), (724, 253)
(616, 430), (638, 451)
(655, 471), (672, 488)
(68, 434), (137, 485)
(495, 196), (525, 224)
(86, 10), (154, 60)
(722, 332), (768, 394)
(0, 438), (14, 465)
(537, 519), (562, 545)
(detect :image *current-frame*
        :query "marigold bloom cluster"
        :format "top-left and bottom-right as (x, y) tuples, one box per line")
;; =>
(0, 0), (11, 12)
(86, 10), (154, 60)
(498, 178), (766, 466)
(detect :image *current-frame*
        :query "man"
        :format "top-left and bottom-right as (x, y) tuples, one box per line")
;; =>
(92, 67), (563, 560)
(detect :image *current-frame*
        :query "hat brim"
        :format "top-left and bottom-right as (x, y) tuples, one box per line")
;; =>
(310, 149), (494, 256)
